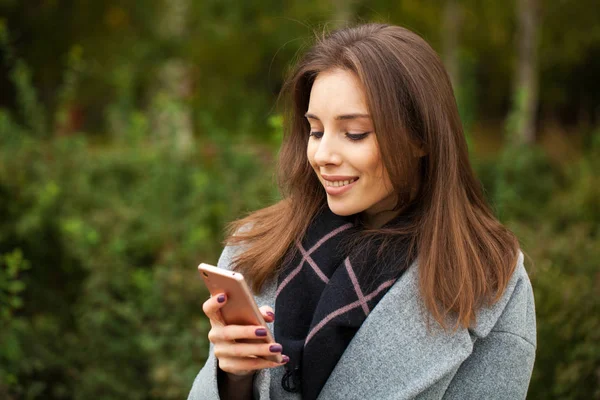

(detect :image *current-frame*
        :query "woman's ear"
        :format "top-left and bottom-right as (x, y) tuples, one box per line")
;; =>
(414, 146), (428, 158)
(409, 140), (428, 158)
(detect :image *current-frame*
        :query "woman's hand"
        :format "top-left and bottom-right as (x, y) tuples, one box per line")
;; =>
(203, 293), (289, 377)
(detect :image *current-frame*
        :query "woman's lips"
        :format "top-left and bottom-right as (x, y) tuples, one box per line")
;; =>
(323, 178), (359, 195)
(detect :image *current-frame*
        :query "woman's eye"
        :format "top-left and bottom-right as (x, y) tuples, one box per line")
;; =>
(346, 132), (371, 141)
(308, 131), (371, 140)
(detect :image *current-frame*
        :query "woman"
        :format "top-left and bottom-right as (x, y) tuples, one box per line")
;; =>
(188, 23), (536, 400)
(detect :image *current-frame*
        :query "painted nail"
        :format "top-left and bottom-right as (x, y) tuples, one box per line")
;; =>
(281, 355), (290, 363)
(217, 294), (226, 303)
(266, 311), (275, 320)
(255, 328), (267, 337)
(269, 344), (283, 353)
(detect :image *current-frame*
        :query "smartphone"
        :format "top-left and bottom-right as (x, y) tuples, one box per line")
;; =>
(198, 263), (282, 363)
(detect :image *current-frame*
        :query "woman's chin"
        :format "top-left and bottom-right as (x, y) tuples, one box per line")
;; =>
(326, 200), (360, 217)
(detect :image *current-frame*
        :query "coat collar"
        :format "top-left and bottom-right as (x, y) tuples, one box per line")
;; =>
(317, 262), (474, 399)
(318, 251), (525, 398)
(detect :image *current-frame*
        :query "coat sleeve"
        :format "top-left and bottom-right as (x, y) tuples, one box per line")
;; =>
(187, 343), (220, 400)
(442, 266), (537, 400)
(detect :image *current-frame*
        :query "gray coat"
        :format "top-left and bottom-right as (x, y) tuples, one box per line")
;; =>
(188, 244), (536, 400)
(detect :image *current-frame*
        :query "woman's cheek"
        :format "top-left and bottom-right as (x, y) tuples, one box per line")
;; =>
(306, 142), (316, 166)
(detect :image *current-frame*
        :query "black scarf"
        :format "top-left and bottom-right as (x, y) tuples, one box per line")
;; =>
(274, 205), (416, 400)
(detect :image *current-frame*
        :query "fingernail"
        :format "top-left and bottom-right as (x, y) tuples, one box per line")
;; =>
(266, 311), (275, 319)
(269, 344), (282, 353)
(255, 328), (267, 337)
(281, 355), (290, 363)
(217, 294), (226, 303)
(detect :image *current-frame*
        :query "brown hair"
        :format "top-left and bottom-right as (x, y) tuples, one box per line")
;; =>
(226, 23), (519, 329)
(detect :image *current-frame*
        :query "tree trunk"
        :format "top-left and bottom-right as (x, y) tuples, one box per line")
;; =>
(511, 0), (540, 145)
(442, 0), (462, 92)
(150, 0), (194, 155)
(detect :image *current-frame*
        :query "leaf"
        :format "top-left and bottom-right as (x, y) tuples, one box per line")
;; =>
(8, 280), (25, 294)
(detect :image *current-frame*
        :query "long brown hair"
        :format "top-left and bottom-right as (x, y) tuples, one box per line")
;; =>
(226, 23), (519, 329)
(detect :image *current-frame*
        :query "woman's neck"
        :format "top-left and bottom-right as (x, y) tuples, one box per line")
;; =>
(362, 208), (402, 229)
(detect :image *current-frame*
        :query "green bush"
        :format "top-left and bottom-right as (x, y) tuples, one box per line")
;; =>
(0, 120), (278, 398)
(474, 142), (600, 400)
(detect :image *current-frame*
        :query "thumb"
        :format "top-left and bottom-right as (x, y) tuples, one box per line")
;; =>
(259, 305), (275, 322)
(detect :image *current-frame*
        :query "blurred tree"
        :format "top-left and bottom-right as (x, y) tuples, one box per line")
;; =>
(149, 0), (194, 155)
(442, 0), (463, 91)
(508, 0), (540, 145)
(537, 0), (600, 130)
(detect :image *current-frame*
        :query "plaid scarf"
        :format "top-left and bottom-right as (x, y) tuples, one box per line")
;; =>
(274, 205), (415, 400)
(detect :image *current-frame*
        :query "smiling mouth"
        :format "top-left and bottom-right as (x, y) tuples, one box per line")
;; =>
(323, 178), (359, 187)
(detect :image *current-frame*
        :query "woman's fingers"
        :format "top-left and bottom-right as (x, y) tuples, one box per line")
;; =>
(203, 300), (286, 376)
(218, 356), (288, 375)
(259, 305), (275, 322)
(202, 293), (227, 326)
(214, 341), (285, 359)
(208, 324), (271, 343)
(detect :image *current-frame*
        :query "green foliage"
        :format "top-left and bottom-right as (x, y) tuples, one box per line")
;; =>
(0, 20), (47, 137)
(474, 141), (600, 400)
(522, 221), (600, 399)
(0, 247), (31, 397)
(0, 249), (30, 320)
(0, 2), (598, 399)
(0, 120), (277, 398)
(480, 145), (558, 221)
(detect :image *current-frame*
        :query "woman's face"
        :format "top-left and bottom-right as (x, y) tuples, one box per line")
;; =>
(306, 69), (397, 225)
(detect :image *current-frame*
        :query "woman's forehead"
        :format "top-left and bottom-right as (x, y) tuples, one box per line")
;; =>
(307, 69), (369, 119)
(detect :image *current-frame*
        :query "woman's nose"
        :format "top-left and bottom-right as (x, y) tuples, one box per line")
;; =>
(313, 133), (342, 166)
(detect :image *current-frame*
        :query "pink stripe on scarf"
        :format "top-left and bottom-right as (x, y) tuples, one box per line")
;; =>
(275, 223), (353, 298)
(344, 258), (369, 316)
(299, 244), (329, 283)
(305, 279), (396, 345)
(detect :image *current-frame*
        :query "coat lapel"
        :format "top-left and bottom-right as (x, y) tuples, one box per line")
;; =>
(317, 262), (474, 400)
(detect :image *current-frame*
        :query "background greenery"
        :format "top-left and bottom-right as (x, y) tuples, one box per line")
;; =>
(0, 1), (598, 399)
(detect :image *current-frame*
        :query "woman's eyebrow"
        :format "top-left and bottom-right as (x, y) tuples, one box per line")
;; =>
(304, 112), (371, 121)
